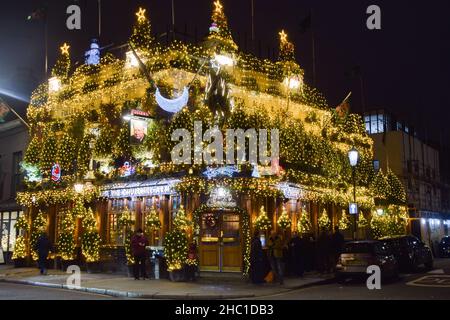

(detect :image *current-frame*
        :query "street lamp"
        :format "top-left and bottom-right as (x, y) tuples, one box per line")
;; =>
(348, 147), (359, 240)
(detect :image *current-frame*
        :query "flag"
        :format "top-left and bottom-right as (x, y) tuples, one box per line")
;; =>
(299, 13), (312, 34)
(27, 7), (47, 21)
(0, 99), (10, 123)
(336, 93), (351, 118)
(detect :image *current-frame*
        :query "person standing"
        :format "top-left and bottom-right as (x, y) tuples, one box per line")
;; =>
(185, 242), (198, 282)
(331, 226), (345, 271)
(317, 230), (332, 274)
(288, 232), (304, 277)
(250, 232), (265, 284)
(34, 231), (53, 275)
(131, 229), (149, 280)
(267, 231), (285, 285)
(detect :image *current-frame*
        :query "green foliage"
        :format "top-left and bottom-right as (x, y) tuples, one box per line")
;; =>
(24, 136), (41, 166)
(57, 209), (76, 260)
(57, 132), (78, 173)
(173, 205), (192, 231)
(298, 210), (312, 234)
(81, 208), (100, 262)
(163, 230), (188, 271)
(39, 131), (57, 174)
(370, 206), (408, 239)
(318, 209), (331, 230)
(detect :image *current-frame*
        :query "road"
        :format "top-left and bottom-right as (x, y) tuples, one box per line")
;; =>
(255, 258), (450, 300)
(0, 282), (114, 300)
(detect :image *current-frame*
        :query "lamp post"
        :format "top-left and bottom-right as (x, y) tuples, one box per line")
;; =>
(348, 147), (359, 240)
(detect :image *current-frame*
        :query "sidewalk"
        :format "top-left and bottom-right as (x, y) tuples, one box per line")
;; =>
(0, 265), (335, 299)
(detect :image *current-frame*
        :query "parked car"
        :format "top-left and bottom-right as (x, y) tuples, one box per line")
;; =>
(381, 235), (433, 271)
(336, 240), (399, 281)
(439, 236), (450, 258)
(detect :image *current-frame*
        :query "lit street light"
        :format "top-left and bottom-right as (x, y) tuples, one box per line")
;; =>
(348, 147), (359, 240)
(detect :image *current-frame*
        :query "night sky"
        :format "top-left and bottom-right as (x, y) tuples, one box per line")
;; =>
(1, 0), (450, 145)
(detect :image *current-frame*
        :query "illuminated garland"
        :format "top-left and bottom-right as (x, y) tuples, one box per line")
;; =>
(12, 215), (29, 260)
(163, 230), (188, 271)
(17, 186), (100, 207)
(118, 207), (135, 264)
(357, 213), (369, 229)
(369, 205), (409, 239)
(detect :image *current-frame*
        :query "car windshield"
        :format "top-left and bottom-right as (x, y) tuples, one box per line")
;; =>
(343, 243), (375, 254)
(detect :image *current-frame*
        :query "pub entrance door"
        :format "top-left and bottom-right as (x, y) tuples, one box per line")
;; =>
(199, 210), (242, 272)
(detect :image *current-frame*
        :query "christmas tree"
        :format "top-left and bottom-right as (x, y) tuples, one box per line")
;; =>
(298, 210), (312, 234)
(145, 207), (161, 231)
(118, 207), (134, 265)
(57, 209), (76, 261)
(207, 0), (238, 52)
(386, 168), (407, 205)
(30, 211), (47, 261)
(318, 209), (331, 230)
(81, 208), (101, 262)
(52, 43), (71, 80)
(173, 205), (192, 231)
(73, 197), (86, 219)
(130, 7), (154, 52)
(277, 206), (292, 230)
(371, 169), (389, 202)
(39, 130), (57, 174)
(77, 134), (92, 178)
(254, 206), (272, 231)
(278, 30), (295, 62)
(57, 132), (77, 173)
(12, 215), (29, 260)
(357, 213), (369, 229)
(24, 136), (41, 166)
(163, 229), (188, 271)
(338, 210), (350, 231)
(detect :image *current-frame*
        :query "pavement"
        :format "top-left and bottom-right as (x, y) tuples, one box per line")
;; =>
(0, 265), (334, 300)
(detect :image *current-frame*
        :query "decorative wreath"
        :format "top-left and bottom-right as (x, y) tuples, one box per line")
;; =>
(204, 213), (217, 228)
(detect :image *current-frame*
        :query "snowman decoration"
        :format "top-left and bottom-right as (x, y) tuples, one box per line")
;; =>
(85, 39), (101, 65)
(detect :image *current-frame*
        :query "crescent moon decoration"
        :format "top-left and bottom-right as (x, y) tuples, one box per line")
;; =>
(155, 86), (189, 113)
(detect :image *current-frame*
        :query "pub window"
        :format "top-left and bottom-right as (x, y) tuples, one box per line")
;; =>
(11, 151), (23, 198)
(109, 199), (125, 245)
(0, 211), (21, 253)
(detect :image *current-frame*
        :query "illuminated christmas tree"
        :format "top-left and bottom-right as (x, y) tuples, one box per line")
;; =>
(298, 210), (312, 234)
(52, 43), (71, 80)
(145, 206), (161, 231)
(130, 7), (154, 52)
(39, 130), (57, 174)
(57, 209), (76, 261)
(73, 197), (86, 219)
(357, 213), (369, 229)
(163, 229), (188, 271)
(24, 136), (41, 166)
(12, 215), (29, 260)
(386, 168), (407, 205)
(318, 209), (331, 230)
(338, 210), (350, 231)
(118, 207), (134, 265)
(77, 134), (92, 177)
(173, 205), (192, 231)
(254, 206), (272, 231)
(57, 132), (77, 173)
(277, 206), (292, 230)
(81, 208), (101, 262)
(207, 0), (238, 52)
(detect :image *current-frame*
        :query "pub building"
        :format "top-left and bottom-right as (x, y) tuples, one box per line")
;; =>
(14, 2), (386, 276)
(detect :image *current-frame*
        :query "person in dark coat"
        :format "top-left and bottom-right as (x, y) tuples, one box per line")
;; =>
(288, 232), (304, 277)
(185, 242), (198, 281)
(317, 230), (332, 274)
(131, 229), (149, 280)
(34, 232), (53, 275)
(331, 226), (345, 271)
(249, 232), (265, 284)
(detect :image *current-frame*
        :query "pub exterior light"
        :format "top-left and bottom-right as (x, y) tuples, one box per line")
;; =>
(348, 147), (359, 167)
(48, 77), (62, 92)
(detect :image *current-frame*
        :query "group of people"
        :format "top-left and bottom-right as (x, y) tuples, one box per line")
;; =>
(249, 227), (345, 284)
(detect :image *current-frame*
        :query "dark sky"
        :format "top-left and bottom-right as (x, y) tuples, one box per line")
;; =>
(1, 0), (450, 145)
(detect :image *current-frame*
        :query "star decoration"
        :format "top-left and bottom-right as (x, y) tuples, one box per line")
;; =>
(279, 30), (288, 43)
(60, 43), (70, 55)
(136, 7), (146, 22)
(214, 0), (223, 12)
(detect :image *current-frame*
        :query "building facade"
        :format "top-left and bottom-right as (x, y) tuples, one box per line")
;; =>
(0, 118), (28, 263)
(365, 109), (450, 251)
